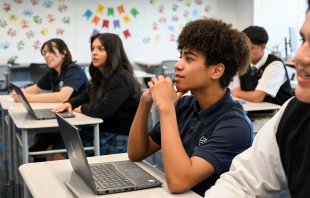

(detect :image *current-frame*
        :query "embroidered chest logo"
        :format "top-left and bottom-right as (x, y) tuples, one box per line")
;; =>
(59, 81), (64, 88)
(199, 136), (207, 146)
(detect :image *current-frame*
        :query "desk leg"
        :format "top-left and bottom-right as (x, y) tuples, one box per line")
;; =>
(6, 114), (13, 196)
(94, 124), (100, 156)
(22, 129), (29, 198)
(12, 123), (20, 198)
(1, 109), (7, 183)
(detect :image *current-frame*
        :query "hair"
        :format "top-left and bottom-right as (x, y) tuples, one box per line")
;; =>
(40, 38), (73, 74)
(88, 33), (141, 102)
(308, 0), (310, 11)
(177, 17), (250, 89)
(242, 26), (269, 45)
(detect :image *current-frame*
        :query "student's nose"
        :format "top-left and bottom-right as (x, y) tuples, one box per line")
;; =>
(174, 60), (183, 70)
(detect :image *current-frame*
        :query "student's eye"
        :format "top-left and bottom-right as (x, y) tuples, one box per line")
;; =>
(186, 57), (192, 62)
(91, 47), (94, 51)
(99, 47), (105, 52)
(300, 38), (305, 44)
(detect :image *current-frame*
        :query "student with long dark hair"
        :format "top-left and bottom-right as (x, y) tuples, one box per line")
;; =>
(10, 38), (88, 153)
(49, 33), (141, 160)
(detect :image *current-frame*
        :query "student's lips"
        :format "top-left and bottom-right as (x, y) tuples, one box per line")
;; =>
(297, 73), (310, 85)
(175, 74), (184, 80)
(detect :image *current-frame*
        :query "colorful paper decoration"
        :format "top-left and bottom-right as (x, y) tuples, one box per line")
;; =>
(83, 9), (93, 20)
(193, 9), (198, 17)
(21, 19), (29, 28)
(170, 34), (176, 42)
(7, 28), (17, 37)
(152, 22), (158, 31)
(158, 17), (167, 24)
(122, 15), (131, 24)
(158, 5), (164, 14)
(31, 0), (39, 6)
(91, 29), (99, 37)
(3, 3), (11, 13)
(123, 29), (131, 39)
(113, 20), (120, 29)
(172, 16), (179, 22)
(0, 41), (10, 49)
(56, 28), (65, 35)
(26, 30), (35, 39)
(155, 34), (161, 43)
(58, 4), (68, 12)
(168, 25), (175, 32)
(183, 10), (189, 18)
(0, 20), (8, 28)
(43, 0), (53, 8)
(142, 37), (151, 44)
(172, 4), (178, 12)
(150, 0), (156, 5)
(33, 40), (41, 50)
(9, 14), (19, 22)
(91, 16), (100, 26)
(58, 0), (65, 2)
(14, 0), (23, 3)
(102, 20), (109, 28)
(107, 8), (114, 17)
(194, 0), (203, 5)
(184, 0), (192, 7)
(205, 5), (211, 13)
(17, 40), (25, 50)
(130, 8), (139, 18)
(40, 28), (48, 36)
(96, 4), (104, 15)
(33, 16), (42, 24)
(23, 9), (33, 17)
(47, 14), (55, 23)
(117, 5), (125, 15)
(62, 16), (70, 24)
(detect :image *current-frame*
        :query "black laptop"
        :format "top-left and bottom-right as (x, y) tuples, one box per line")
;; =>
(10, 82), (75, 120)
(55, 113), (162, 195)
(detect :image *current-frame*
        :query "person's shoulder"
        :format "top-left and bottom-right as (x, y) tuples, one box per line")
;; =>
(176, 95), (195, 109)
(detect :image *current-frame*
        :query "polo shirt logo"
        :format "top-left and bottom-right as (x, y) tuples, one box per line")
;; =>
(59, 81), (64, 88)
(199, 136), (207, 146)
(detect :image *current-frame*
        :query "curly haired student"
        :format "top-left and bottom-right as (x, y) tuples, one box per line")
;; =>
(127, 18), (254, 196)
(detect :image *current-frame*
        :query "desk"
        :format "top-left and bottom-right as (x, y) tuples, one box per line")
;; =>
(19, 153), (200, 198)
(8, 102), (103, 198)
(284, 61), (295, 68)
(233, 97), (281, 112)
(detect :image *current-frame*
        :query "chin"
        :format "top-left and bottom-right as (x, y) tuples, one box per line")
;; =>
(295, 86), (310, 104)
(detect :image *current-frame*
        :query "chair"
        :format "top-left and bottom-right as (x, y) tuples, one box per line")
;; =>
(29, 63), (49, 85)
(157, 60), (178, 80)
(0, 65), (9, 91)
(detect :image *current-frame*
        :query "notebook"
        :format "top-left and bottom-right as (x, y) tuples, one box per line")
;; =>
(55, 113), (162, 195)
(10, 82), (75, 120)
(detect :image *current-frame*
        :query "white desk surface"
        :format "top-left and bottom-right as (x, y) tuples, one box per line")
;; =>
(9, 107), (102, 129)
(19, 153), (200, 198)
(233, 97), (281, 112)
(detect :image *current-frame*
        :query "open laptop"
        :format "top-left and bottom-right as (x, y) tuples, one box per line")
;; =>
(55, 113), (162, 195)
(10, 82), (75, 120)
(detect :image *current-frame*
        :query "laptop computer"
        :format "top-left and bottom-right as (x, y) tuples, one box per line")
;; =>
(55, 113), (162, 195)
(10, 82), (75, 120)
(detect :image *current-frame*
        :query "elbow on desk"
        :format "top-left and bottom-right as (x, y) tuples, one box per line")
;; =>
(167, 179), (189, 194)
(127, 152), (144, 162)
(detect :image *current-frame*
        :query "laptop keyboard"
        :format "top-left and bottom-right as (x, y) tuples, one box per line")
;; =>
(90, 164), (135, 189)
(34, 109), (55, 118)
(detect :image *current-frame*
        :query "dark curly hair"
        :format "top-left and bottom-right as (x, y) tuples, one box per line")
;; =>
(177, 17), (250, 89)
(242, 26), (269, 45)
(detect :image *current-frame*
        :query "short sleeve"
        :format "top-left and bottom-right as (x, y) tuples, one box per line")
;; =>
(62, 65), (88, 91)
(193, 116), (252, 175)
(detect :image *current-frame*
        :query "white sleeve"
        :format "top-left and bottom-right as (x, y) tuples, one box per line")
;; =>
(229, 74), (240, 90)
(204, 98), (293, 198)
(255, 61), (286, 97)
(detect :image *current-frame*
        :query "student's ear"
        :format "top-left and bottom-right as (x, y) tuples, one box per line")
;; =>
(261, 44), (266, 51)
(62, 50), (67, 58)
(211, 63), (225, 79)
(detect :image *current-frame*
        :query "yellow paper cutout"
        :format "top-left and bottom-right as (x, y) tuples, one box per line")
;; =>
(96, 4), (105, 15)
(40, 28), (48, 36)
(122, 15), (131, 24)
(9, 14), (19, 22)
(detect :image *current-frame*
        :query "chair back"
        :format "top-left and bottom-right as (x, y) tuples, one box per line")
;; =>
(0, 65), (9, 91)
(158, 60), (178, 80)
(29, 63), (49, 84)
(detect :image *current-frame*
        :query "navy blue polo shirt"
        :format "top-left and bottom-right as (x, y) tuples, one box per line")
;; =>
(149, 89), (253, 196)
(37, 63), (88, 98)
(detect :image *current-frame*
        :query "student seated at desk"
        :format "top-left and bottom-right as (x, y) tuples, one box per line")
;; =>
(50, 33), (141, 160)
(10, 38), (88, 155)
(205, 2), (310, 196)
(127, 18), (254, 196)
(230, 26), (293, 106)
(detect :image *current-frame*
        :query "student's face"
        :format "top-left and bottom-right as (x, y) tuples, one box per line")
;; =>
(174, 49), (212, 92)
(91, 38), (107, 69)
(249, 42), (265, 65)
(294, 11), (310, 103)
(42, 43), (65, 70)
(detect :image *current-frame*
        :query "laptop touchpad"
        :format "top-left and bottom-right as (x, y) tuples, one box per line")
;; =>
(124, 168), (149, 178)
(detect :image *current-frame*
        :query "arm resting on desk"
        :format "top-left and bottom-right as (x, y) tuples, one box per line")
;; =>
(232, 88), (266, 103)
(24, 86), (74, 102)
